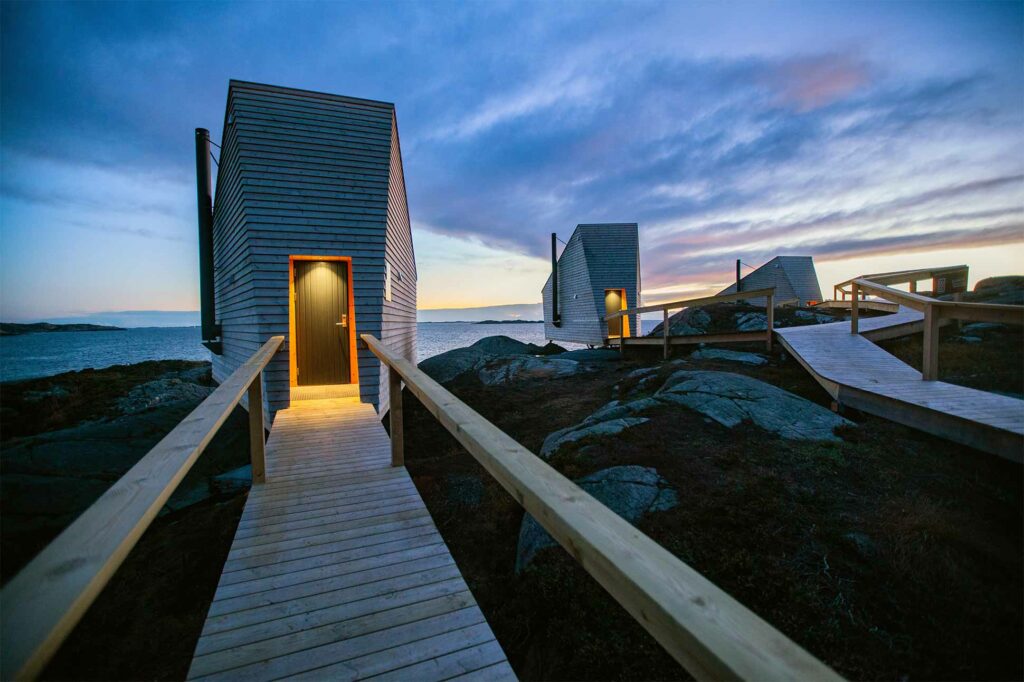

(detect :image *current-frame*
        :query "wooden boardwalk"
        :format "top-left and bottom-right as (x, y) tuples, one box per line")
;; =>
(776, 309), (1024, 460)
(188, 397), (514, 681)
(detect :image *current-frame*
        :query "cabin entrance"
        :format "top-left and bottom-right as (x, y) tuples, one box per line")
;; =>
(604, 289), (630, 339)
(289, 257), (358, 395)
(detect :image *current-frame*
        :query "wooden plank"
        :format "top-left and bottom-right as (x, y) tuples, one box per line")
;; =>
(389, 367), (404, 466)
(0, 336), (284, 681)
(188, 396), (510, 680)
(248, 376), (267, 484)
(609, 287), (776, 319)
(362, 334), (841, 682)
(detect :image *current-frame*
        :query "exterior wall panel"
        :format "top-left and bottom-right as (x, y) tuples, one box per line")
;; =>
(208, 80), (415, 422)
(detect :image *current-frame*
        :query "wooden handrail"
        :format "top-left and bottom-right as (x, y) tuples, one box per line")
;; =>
(606, 287), (776, 320)
(849, 275), (1023, 379)
(834, 265), (968, 295)
(363, 334), (841, 681)
(0, 336), (283, 680)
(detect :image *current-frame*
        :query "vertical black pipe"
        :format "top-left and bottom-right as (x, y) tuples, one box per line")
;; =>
(551, 233), (561, 326)
(736, 259), (742, 292)
(195, 128), (222, 352)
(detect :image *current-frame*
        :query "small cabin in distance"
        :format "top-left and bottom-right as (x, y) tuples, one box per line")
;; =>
(718, 255), (822, 306)
(542, 223), (640, 346)
(195, 80), (416, 422)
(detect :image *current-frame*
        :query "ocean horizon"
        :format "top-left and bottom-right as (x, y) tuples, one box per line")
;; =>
(0, 321), (662, 383)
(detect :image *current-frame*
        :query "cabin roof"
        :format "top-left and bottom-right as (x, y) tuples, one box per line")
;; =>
(718, 255), (823, 303)
(227, 79), (395, 109)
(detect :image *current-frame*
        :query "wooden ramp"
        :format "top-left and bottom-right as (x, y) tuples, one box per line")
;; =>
(775, 309), (1024, 461)
(188, 397), (515, 681)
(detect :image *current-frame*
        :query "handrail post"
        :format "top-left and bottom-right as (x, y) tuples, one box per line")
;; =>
(922, 305), (940, 381)
(662, 309), (669, 359)
(248, 374), (266, 484)
(388, 366), (404, 466)
(909, 280), (917, 294)
(765, 293), (774, 351)
(850, 283), (859, 334)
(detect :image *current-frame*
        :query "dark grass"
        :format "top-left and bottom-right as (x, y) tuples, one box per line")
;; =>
(401, 344), (1023, 681)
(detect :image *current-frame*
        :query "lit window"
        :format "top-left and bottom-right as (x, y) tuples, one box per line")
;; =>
(385, 261), (393, 302)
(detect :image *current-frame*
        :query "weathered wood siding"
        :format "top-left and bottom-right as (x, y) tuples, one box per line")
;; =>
(542, 224), (639, 345)
(209, 80), (414, 420)
(378, 112), (417, 412)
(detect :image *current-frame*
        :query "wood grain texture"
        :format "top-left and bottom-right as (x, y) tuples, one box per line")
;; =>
(775, 308), (1023, 461)
(0, 336), (284, 680)
(363, 334), (842, 682)
(187, 396), (511, 681)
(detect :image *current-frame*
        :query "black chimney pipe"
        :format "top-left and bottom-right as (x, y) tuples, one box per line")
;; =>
(195, 128), (222, 354)
(551, 233), (561, 327)
(735, 259), (742, 293)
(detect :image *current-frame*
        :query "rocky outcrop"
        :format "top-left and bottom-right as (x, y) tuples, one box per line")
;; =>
(734, 311), (768, 331)
(972, 276), (1024, 305)
(516, 465), (677, 572)
(419, 347), (491, 384)
(558, 348), (621, 362)
(541, 369), (851, 458)
(690, 348), (767, 366)
(794, 310), (836, 324)
(656, 370), (851, 440)
(117, 366), (213, 415)
(478, 355), (586, 386)
(420, 336), (575, 384)
(649, 308), (710, 336)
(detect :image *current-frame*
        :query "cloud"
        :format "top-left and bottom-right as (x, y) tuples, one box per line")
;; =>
(764, 53), (873, 111)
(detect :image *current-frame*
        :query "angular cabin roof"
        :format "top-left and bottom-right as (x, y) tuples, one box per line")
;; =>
(717, 255), (822, 304)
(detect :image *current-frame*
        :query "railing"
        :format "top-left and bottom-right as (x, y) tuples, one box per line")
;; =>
(845, 270), (1024, 380)
(0, 336), (283, 680)
(606, 288), (776, 358)
(833, 265), (969, 300)
(363, 333), (841, 681)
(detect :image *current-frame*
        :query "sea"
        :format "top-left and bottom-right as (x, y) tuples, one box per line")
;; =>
(0, 321), (662, 383)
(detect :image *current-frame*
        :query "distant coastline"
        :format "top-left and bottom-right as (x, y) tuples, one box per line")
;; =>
(0, 322), (125, 336)
(474, 320), (543, 325)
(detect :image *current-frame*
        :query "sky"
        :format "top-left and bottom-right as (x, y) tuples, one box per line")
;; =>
(1, 0), (1022, 322)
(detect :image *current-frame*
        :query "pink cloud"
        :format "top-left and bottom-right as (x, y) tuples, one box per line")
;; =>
(767, 53), (872, 111)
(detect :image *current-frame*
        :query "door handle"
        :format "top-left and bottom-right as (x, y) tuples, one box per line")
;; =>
(336, 314), (348, 328)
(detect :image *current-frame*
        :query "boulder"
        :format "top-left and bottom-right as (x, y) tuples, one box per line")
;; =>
(516, 465), (677, 572)
(794, 310), (836, 324)
(656, 370), (852, 441)
(477, 355), (585, 386)
(558, 348), (621, 362)
(533, 342), (569, 356)
(955, 335), (982, 344)
(962, 322), (1005, 334)
(419, 347), (490, 384)
(690, 348), (767, 366)
(470, 335), (535, 355)
(649, 307), (710, 337)
(117, 374), (214, 415)
(734, 312), (768, 332)
(210, 465), (252, 496)
(540, 417), (650, 458)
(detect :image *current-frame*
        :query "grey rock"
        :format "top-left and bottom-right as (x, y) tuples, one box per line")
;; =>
(470, 335), (535, 355)
(843, 532), (877, 558)
(540, 417), (649, 458)
(516, 465), (677, 572)
(794, 310), (836, 324)
(210, 465), (252, 496)
(656, 370), (852, 441)
(649, 307), (711, 337)
(117, 374), (214, 415)
(477, 355), (584, 386)
(558, 348), (622, 362)
(955, 335), (982, 344)
(734, 312), (768, 332)
(419, 347), (490, 384)
(625, 366), (661, 380)
(962, 322), (1005, 333)
(690, 348), (768, 366)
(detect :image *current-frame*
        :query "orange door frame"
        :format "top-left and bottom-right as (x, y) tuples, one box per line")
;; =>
(605, 288), (631, 339)
(288, 255), (359, 387)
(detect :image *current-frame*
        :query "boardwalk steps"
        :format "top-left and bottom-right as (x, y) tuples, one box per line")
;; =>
(775, 308), (1024, 461)
(188, 397), (514, 681)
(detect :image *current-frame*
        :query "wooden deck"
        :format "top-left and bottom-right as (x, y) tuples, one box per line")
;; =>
(188, 397), (514, 681)
(776, 309), (1024, 461)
